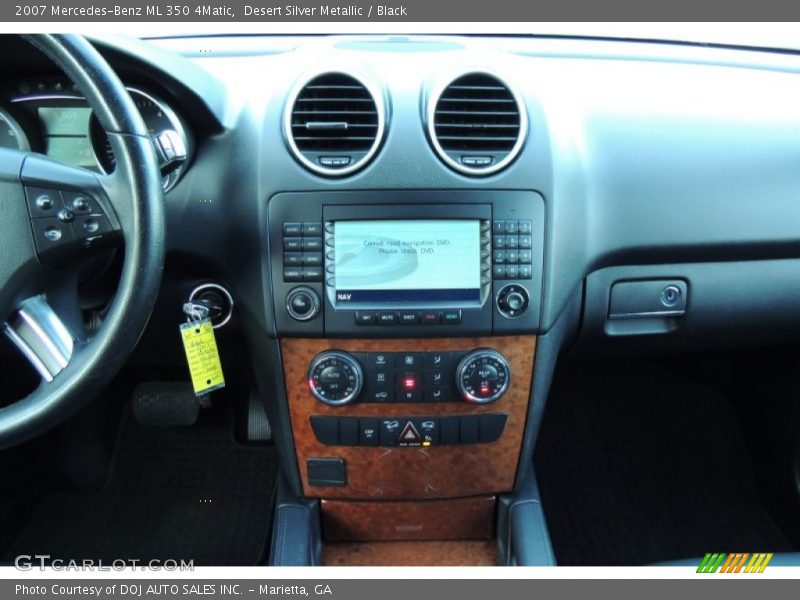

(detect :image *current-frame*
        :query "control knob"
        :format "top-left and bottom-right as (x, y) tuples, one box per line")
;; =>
(455, 349), (511, 404)
(497, 284), (529, 318)
(286, 286), (321, 321)
(307, 351), (364, 406)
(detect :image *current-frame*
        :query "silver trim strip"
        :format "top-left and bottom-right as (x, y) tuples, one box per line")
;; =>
(608, 309), (686, 320)
(3, 296), (74, 382)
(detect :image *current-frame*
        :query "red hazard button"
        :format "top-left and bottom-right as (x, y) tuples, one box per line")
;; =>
(397, 421), (421, 446)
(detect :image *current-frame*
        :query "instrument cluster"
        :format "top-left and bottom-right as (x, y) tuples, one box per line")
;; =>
(0, 78), (191, 192)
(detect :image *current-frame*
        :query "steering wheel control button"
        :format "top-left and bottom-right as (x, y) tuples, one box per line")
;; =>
(497, 284), (530, 318)
(36, 194), (55, 211)
(57, 208), (75, 223)
(81, 218), (99, 234)
(456, 349), (511, 404)
(31, 219), (75, 258)
(70, 196), (90, 212)
(25, 186), (65, 218)
(286, 286), (321, 322)
(308, 351), (364, 406)
(43, 225), (62, 242)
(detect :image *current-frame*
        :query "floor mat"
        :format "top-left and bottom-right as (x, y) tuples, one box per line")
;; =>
(7, 404), (279, 566)
(534, 362), (793, 566)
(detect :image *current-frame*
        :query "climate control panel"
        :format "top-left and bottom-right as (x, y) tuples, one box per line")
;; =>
(307, 349), (511, 406)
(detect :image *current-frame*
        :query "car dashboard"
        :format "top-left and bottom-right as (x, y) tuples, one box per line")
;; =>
(2, 32), (800, 565)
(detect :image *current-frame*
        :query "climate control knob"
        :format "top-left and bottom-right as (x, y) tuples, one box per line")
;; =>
(455, 349), (511, 404)
(307, 351), (363, 406)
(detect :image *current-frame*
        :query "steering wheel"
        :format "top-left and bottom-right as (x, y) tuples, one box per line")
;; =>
(0, 35), (164, 448)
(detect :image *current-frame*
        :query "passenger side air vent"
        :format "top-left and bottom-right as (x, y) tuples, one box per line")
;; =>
(428, 72), (526, 175)
(285, 72), (385, 176)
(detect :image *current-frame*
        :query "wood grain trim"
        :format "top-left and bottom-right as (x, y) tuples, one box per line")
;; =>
(323, 540), (498, 566)
(282, 336), (536, 499)
(322, 496), (496, 542)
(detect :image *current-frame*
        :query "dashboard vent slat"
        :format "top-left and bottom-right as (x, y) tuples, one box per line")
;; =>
(429, 72), (526, 175)
(286, 72), (385, 175)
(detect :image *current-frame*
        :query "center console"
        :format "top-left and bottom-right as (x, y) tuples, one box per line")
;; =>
(267, 191), (544, 550)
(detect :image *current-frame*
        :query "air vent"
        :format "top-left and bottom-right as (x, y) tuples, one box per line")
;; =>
(285, 72), (385, 176)
(429, 72), (526, 175)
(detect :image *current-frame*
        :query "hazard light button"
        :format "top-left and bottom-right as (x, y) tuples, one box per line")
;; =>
(397, 421), (421, 446)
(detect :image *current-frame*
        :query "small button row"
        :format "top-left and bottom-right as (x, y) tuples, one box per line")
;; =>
(493, 220), (532, 235)
(494, 249), (532, 264)
(355, 309), (461, 326)
(284, 267), (322, 282)
(493, 235), (532, 250)
(284, 252), (322, 267)
(310, 414), (508, 447)
(283, 222), (323, 236)
(492, 264), (533, 280)
(283, 222), (322, 283)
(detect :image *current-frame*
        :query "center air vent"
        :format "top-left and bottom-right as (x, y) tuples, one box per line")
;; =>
(428, 72), (526, 176)
(285, 72), (385, 176)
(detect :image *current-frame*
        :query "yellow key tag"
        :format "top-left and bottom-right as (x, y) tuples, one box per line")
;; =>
(180, 319), (225, 395)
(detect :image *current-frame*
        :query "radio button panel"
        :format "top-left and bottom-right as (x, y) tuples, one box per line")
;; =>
(268, 191), (544, 337)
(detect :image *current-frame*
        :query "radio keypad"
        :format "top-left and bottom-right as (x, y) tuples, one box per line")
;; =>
(493, 220), (532, 280)
(282, 222), (323, 282)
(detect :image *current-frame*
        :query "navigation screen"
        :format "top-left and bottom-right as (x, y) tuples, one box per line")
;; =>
(333, 219), (481, 304)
